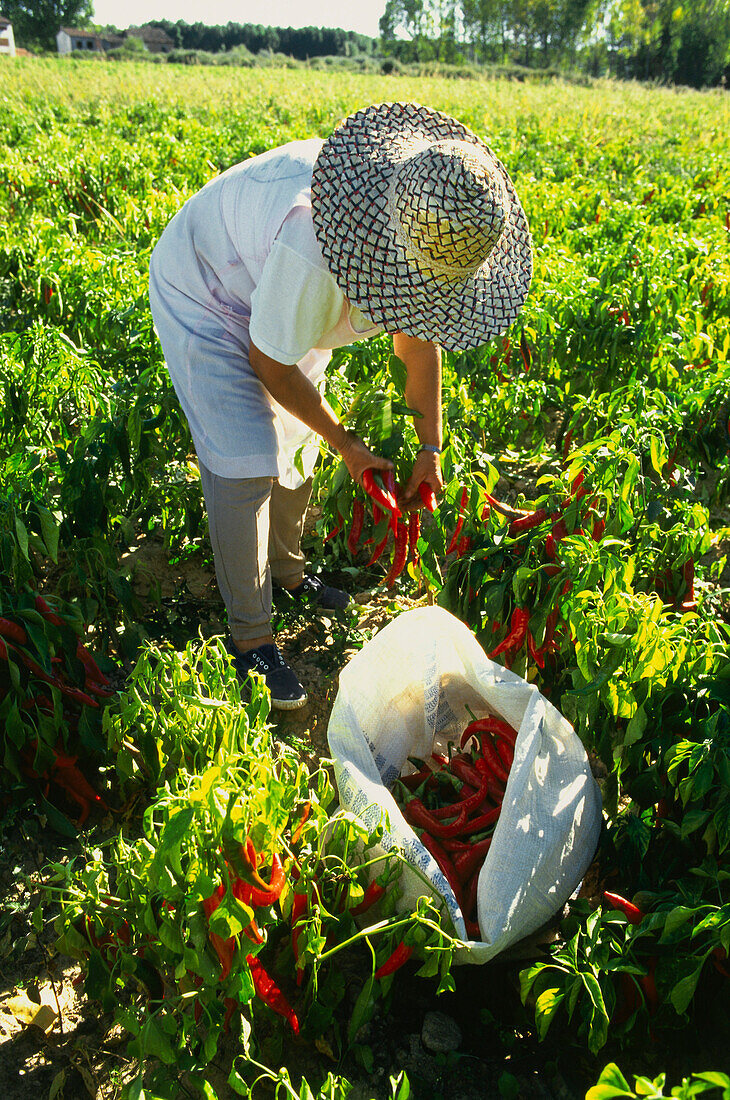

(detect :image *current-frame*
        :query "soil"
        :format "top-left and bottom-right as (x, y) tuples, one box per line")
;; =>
(2, 471), (729, 1100)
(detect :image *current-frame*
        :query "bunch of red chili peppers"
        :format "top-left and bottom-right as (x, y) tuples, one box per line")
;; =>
(202, 835), (300, 1035)
(326, 467), (438, 588)
(393, 710), (518, 941)
(1, 595), (114, 823)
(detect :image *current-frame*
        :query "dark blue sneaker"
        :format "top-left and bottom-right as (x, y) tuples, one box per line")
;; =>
(226, 640), (307, 710)
(284, 574), (351, 611)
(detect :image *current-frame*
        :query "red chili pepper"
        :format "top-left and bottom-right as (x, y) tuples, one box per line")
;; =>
(51, 755), (108, 823)
(456, 534), (472, 558)
(420, 832), (465, 905)
(458, 805), (501, 836)
(603, 891), (644, 925)
(478, 735), (510, 785)
(250, 853), (286, 907)
(487, 607), (530, 660)
(640, 956), (659, 1013)
(453, 837), (493, 883)
(446, 487), (468, 554)
(366, 531), (389, 566)
(76, 641), (112, 687)
(682, 558), (695, 601)
(0, 618), (27, 645)
(407, 510), (421, 563)
(246, 953), (300, 1034)
(450, 755), (482, 788)
(350, 881), (386, 917)
(418, 482), (438, 512)
(404, 797), (468, 838)
(592, 518), (606, 542)
(35, 595), (64, 626)
(527, 630), (546, 668)
(324, 515), (343, 543)
(374, 942), (413, 980)
(508, 508), (547, 536)
(362, 468), (399, 520)
(384, 518), (408, 587)
(291, 801), (311, 846)
(203, 885), (236, 981)
(347, 501), (365, 555)
(461, 715), (517, 751)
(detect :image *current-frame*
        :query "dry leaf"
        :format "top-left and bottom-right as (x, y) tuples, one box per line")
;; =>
(314, 1036), (337, 1062)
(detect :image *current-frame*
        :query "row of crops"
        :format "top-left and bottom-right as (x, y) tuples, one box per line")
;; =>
(1, 60), (730, 1098)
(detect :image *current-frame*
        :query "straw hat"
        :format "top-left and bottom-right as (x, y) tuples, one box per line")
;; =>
(311, 102), (532, 351)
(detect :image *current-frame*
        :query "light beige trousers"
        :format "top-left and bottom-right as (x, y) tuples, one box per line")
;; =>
(199, 462), (313, 643)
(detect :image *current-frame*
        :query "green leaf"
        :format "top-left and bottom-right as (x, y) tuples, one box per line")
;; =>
(125, 1075), (146, 1100)
(669, 956), (706, 1014)
(14, 516), (29, 561)
(36, 504), (60, 563)
(534, 987), (564, 1040)
(585, 1063), (635, 1100)
(649, 435), (665, 476)
(660, 906), (697, 942)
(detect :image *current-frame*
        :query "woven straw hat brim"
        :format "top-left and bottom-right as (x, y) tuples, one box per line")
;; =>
(311, 102), (533, 351)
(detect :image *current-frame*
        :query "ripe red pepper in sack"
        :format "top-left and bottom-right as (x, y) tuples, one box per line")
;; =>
(420, 832), (465, 909)
(246, 953), (300, 1034)
(404, 797), (469, 838)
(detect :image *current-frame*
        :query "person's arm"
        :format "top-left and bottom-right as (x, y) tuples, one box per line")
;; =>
(392, 332), (444, 509)
(249, 339), (392, 485)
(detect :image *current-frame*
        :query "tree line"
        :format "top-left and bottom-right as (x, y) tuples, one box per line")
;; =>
(138, 20), (377, 60)
(379, 0), (730, 87)
(4, 0), (728, 87)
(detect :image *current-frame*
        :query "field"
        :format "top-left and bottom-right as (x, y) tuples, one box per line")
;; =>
(1, 58), (730, 1100)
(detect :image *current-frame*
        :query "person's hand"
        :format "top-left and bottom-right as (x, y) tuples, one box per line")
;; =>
(399, 450), (443, 511)
(339, 431), (392, 487)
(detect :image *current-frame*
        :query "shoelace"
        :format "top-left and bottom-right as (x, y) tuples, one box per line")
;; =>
(250, 647), (286, 674)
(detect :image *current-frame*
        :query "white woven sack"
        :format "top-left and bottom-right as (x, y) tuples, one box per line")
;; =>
(327, 605), (602, 963)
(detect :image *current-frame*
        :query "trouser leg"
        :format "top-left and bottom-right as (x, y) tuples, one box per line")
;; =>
(268, 477), (313, 587)
(199, 462), (275, 644)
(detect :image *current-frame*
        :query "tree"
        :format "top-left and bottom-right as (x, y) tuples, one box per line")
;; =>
(3, 0), (93, 50)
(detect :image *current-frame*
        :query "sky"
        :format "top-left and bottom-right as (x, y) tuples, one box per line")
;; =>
(91, 1), (387, 38)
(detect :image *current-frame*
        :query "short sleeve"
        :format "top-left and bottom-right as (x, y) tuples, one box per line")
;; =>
(249, 239), (344, 365)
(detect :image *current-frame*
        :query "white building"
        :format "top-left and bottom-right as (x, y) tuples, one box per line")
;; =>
(0, 14), (16, 56)
(56, 24), (173, 55)
(56, 27), (123, 54)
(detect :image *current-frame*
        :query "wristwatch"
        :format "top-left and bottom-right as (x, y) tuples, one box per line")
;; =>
(418, 444), (442, 455)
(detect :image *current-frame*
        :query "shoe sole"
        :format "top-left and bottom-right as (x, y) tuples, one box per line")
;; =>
(271, 694), (308, 711)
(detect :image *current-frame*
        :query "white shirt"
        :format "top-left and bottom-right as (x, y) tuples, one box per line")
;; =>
(149, 139), (382, 487)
